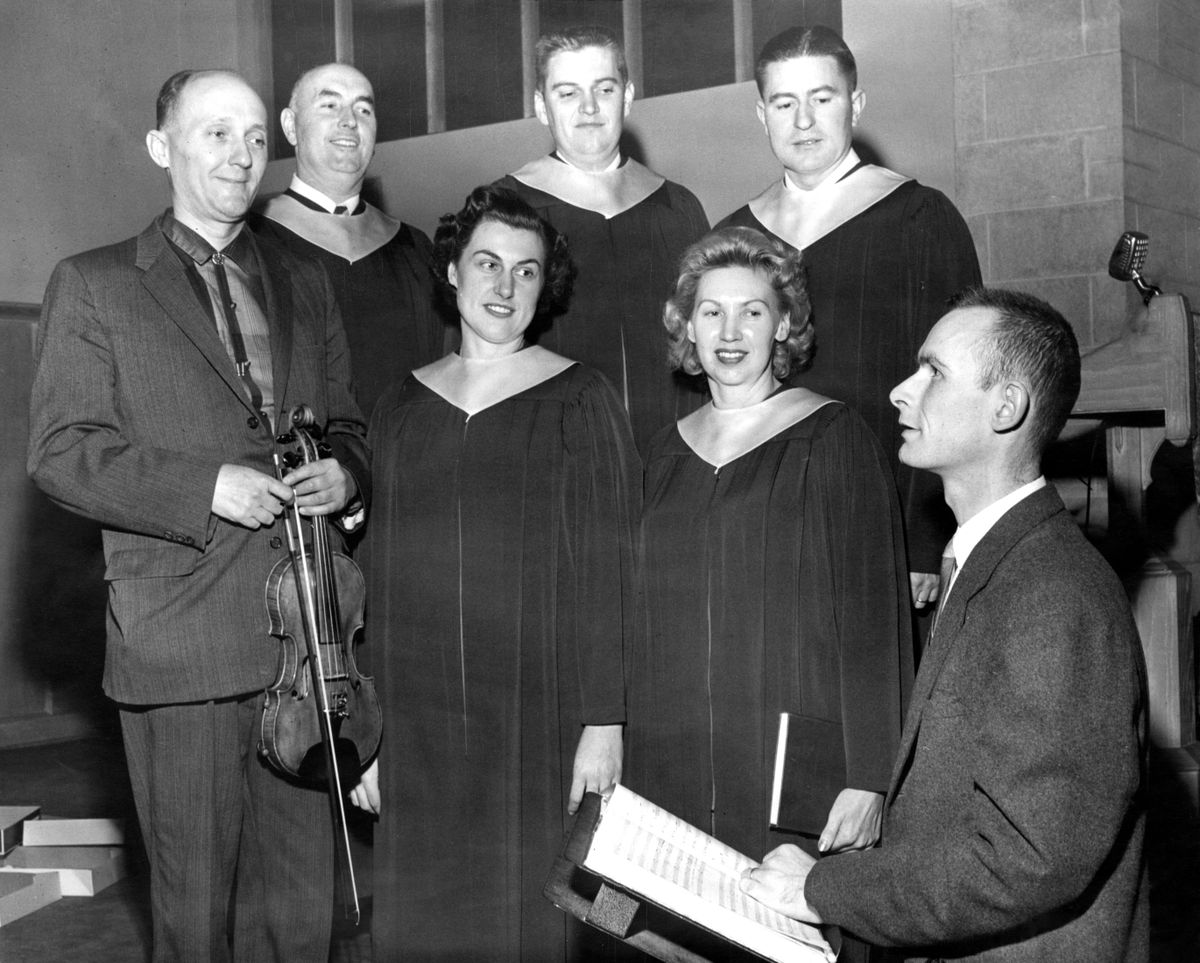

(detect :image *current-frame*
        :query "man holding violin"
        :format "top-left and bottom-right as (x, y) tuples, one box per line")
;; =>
(27, 69), (369, 962)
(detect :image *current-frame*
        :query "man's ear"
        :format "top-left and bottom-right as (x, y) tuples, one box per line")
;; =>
(755, 98), (767, 133)
(533, 90), (549, 127)
(280, 107), (299, 147)
(622, 81), (634, 119)
(992, 380), (1030, 435)
(145, 129), (170, 170)
(850, 87), (866, 127)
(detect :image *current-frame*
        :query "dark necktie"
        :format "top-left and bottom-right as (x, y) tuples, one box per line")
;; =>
(333, 205), (348, 215)
(931, 549), (957, 641)
(211, 251), (264, 412)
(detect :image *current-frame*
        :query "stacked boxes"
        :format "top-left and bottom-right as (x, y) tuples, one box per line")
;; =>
(0, 809), (128, 926)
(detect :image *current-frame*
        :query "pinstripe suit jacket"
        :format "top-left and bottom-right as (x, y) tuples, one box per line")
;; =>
(28, 215), (369, 705)
(806, 486), (1149, 961)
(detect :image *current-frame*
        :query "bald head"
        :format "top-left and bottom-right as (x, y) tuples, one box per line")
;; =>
(145, 70), (267, 246)
(156, 69), (252, 130)
(282, 63), (377, 201)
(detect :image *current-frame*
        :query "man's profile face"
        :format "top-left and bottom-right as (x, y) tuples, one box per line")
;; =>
(150, 73), (268, 237)
(890, 306), (1000, 477)
(756, 55), (863, 190)
(283, 64), (376, 192)
(534, 45), (632, 169)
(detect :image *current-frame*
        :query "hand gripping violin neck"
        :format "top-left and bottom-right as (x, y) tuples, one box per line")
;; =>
(260, 404), (381, 924)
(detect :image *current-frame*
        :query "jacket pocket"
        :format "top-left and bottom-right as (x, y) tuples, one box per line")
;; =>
(105, 542), (199, 580)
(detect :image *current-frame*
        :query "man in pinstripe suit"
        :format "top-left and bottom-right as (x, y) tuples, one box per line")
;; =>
(28, 69), (369, 962)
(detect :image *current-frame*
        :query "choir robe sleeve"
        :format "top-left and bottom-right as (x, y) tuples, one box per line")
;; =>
(558, 368), (643, 726)
(807, 406), (914, 790)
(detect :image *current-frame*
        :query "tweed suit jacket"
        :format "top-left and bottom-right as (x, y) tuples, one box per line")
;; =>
(805, 485), (1148, 961)
(28, 215), (369, 706)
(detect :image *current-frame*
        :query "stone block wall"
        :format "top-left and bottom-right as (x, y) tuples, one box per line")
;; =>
(952, 0), (1127, 349)
(953, 0), (1200, 621)
(1122, 0), (1200, 602)
(1121, 0), (1200, 317)
(954, 0), (1200, 348)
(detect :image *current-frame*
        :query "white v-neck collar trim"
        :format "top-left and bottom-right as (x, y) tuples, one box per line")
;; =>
(677, 388), (836, 469)
(413, 346), (575, 416)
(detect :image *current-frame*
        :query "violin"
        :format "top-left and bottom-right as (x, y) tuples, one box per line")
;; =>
(259, 404), (381, 924)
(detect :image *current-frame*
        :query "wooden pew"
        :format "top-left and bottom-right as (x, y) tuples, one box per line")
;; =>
(1070, 293), (1199, 792)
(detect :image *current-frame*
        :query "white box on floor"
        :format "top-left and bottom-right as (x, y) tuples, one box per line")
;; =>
(0, 846), (128, 896)
(22, 817), (125, 847)
(0, 870), (61, 926)
(0, 807), (41, 856)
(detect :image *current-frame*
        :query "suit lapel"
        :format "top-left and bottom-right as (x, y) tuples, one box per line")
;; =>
(886, 486), (1067, 802)
(136, 223), (255, 412)
(256, 239), (295, 413)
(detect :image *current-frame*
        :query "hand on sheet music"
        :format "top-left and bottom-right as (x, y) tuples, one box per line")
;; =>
(818, 788), (883, 853)
(740, 844), (823, 924)
(568, 724), (623, 815)
(349, 758), (380, 815)
(910, 570), (940, 609)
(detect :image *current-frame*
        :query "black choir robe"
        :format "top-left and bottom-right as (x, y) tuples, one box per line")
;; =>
(361, 348), (640, 961)
(628, 395), (912, 852)
(497, 157), (710, 455)
(719, 167), (981, 572)
(626, 394), (913, 962)
(251, 191), (445, 418)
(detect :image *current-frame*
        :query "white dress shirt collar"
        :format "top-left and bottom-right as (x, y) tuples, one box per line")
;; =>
(289, 175), (360, 214)
(947, 477), (1048, 592)
(782, 148), (860, 194)
(553, 150), (622, 173)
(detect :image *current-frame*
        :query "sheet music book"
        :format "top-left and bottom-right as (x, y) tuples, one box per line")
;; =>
(577, 784), (839, 962)
(769, 713), (846, 836)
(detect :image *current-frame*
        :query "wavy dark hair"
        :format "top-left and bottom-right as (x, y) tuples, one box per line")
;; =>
(663, 227), (812, 380)
(432, 185), (574, 321)
(755, 25), (857, 94)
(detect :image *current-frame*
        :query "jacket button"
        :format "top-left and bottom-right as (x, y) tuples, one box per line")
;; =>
(247, 415), (260, 429)
(270, 537), (282, 550)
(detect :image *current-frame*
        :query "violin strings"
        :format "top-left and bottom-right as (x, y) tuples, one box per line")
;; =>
(274, 422), (362, 922)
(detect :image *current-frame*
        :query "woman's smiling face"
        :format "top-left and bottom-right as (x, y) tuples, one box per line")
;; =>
(687, 265), (789, 393)
(450, 219), (546, 358)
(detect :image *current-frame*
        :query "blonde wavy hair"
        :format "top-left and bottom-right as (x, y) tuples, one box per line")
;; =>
(663, 227), (812, 380)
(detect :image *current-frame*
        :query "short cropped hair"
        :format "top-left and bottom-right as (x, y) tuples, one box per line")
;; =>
(535, 25), (628, 89)
(433, 184), (574, 320)
(952, 287), (1081, 458)
(663, 227), (812, 380)
(155, 69), (233, 129)
(754, 25), (857, 94)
